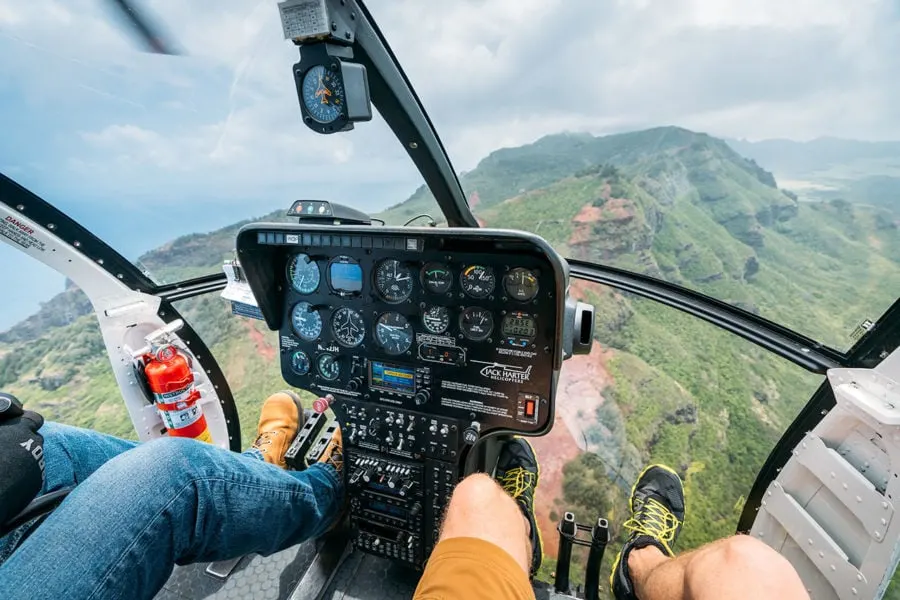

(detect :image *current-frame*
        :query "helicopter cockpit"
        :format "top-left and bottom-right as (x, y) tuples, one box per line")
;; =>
(1, 0), (899, 599)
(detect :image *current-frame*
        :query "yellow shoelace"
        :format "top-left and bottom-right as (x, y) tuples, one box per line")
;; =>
(622, 497), (681, 555)
(500, 467), (536, 500)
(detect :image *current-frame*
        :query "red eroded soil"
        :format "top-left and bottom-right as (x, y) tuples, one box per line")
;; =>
(246, 323), (276, 361)
(573, 205), (604, 223)
(530, 344), (616, 557)
(469, 190), (489, 226)
(530, 415), (581, 558)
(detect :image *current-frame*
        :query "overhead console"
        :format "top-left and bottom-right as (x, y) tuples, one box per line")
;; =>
(236, 222), (576, 567)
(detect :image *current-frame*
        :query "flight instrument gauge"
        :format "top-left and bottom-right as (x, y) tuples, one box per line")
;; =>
(301, 65), (346, 125)
(332, 307), (365, 347)
(375, 259), (414, 303)
(460, 265), (495, 299)
(290, 351), (311, 375)
(421, 262), (452, 294)
(375, 312), (413, 355)
(423, 305), (450, 334)
(291, 302), (322, 341)
(317, 353), (340, 381)
(504, 268), (539, 302)
(287, 254), (320, 294)
(459, 307), (494, 341)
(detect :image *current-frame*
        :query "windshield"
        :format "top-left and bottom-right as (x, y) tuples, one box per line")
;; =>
(3, 1), (897, 348)
(372, 1), (900, 352)
(3, 1), (900, 592)
(0, 0), (433, 316)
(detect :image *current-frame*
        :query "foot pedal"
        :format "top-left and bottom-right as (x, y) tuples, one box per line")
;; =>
(205, 556), (244, 580)
(306, 422), (339, 464)
(285, 410), (328, 470)
(553, 512), (610, 599)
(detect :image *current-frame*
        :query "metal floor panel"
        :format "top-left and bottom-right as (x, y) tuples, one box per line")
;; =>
(158, 543), (573, 599)
(157, 541), (319, 600)
(322, 551), (421, 600)
(322, 550), (560, 600)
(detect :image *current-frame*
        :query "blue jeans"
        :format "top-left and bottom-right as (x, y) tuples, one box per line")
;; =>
(0, 422), (343, 600)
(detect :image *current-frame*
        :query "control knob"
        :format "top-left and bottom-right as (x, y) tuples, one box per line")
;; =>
(347, 377), (364, 392)
(313, 394), (334, 414)
(349, 469), (364, 486)
(409, 502), (422, 518)
(463, 421), (481, 445)
(399, 481), (415, 497)
(368, 418), (381, 435)
(362, 466), (376, 483)
(414, 389), (431, 406)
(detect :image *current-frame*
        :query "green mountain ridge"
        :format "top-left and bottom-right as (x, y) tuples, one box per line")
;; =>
(1, 125), (898, 594)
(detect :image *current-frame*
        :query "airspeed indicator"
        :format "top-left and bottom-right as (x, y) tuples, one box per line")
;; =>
(287, 254), (320, 294)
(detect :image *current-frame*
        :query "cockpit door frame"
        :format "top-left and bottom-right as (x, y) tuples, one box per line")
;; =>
(0, 174), (242, 451)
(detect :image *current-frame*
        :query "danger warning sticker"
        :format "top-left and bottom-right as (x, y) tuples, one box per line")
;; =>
(0, 216), (46, 252)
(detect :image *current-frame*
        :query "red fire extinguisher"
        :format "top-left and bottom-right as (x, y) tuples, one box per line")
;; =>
(143, 344), (212, 443)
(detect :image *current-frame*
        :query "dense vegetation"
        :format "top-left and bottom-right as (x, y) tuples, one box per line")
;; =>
(1, 126), (897, 596)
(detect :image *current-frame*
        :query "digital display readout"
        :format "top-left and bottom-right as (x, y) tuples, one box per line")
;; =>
(502, 315), (536, 338)
(330, 260), (363, 292)
(370, 361), (416, 395)
(368, 501), (407, 517)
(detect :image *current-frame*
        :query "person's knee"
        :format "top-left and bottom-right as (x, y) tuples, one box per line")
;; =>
(94, 436), (215, 490)
(448, 473), (504, 511)
(686, 535), (802, 590)
(442, 473), (526, 542)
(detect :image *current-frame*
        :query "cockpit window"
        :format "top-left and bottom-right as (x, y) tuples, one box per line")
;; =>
(0, 245), (129, 437)
(0, 1), (434, 285)
(373, 3), (900, 352)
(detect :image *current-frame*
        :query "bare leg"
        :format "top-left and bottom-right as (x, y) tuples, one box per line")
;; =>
(629, 535), (809, 600)
(438, 473), (533, 574)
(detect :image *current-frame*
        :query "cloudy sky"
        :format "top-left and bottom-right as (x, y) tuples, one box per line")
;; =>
(0, 0), (898, 329)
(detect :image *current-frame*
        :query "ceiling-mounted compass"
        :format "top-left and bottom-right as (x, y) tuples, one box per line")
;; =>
(289, 44), (373, 135)
(301, 64), (346, 125)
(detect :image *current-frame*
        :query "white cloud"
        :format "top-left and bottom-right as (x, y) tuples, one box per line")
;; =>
(3, 0), (900, 212)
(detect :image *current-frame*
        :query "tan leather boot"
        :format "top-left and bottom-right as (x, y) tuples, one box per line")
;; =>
(251, 391), (305, 468)
(318, 426), (343, 475)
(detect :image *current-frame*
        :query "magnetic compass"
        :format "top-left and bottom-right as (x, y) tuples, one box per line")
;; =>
(301, 65), (346, 125)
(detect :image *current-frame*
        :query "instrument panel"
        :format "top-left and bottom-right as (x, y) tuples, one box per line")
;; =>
(236, 224), (568, 567)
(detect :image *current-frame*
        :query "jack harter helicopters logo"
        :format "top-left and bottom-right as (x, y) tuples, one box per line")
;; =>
(471, 360), (533, 384)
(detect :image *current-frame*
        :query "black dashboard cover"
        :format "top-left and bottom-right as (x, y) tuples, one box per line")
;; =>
(236, 224), (568, 438)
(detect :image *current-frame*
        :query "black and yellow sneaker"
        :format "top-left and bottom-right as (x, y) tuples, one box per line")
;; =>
(610, 464), (685, 600)
(495, 437), (543, 576)
(251, 391), (305, 469)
